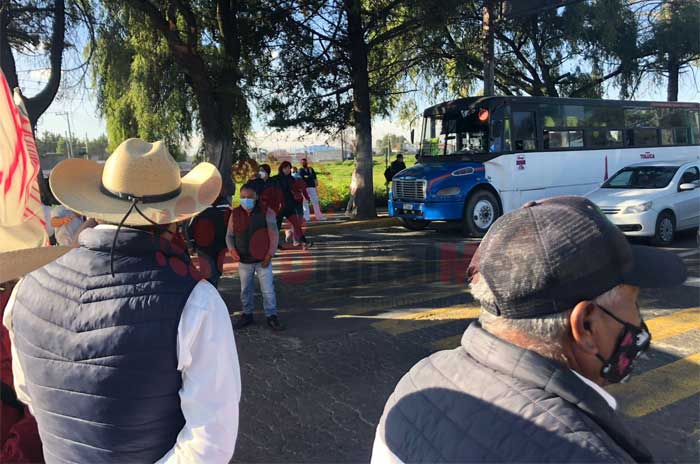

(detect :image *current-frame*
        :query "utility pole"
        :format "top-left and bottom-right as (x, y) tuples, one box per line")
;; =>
(56, 112), (74, 157)
(482, 0), (496, 96)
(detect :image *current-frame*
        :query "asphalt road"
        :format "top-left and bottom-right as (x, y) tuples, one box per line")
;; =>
(218, 222), (700, 463)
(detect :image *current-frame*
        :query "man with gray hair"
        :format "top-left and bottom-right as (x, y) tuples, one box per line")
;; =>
(372, 196), (687, 463)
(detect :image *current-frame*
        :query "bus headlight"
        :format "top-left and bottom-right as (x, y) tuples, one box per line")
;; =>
(622, 201), (653, 214)
(436, 186), (461, 197)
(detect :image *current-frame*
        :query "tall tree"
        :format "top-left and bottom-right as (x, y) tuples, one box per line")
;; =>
(261, 0), (421, 219)
(636, 0), (699, 101)
(409, 0), (645, 98)
(93, 1), (282, 193)
(0, 0), (67, 127)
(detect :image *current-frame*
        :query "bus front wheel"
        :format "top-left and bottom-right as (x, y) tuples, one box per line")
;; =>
(462, 190), (500, 237)
(402, 218), (431, 231)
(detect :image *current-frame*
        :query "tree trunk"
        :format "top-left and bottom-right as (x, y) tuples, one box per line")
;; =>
(0, 6), (19, 90)
(345, 0), (376, 219)
(667, 53), (679, 102)
(25, 0), (65, 128)
(482, 0), (495, 96)
(199, 101), (235, 197)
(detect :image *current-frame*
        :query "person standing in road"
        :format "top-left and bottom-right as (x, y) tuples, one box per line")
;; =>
(346, 168), (359, 218)
(5, 138), (241, 463)
(300, 158), (325, 222)
(384, 154), (406, 185)
(188, 188), (232, 288)
(273, 161), (310, 248)
(372, 196), (687, 464)
(227, 183), (284, 331)
(249, 163), (281, 214)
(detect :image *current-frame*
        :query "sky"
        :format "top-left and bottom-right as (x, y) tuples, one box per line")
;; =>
(20, 55), (700, 155)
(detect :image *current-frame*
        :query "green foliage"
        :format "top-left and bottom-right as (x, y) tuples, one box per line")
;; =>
(639, 0), (700, 99)
(92, 14), (193, 159)
(376, 134), (407, 155)
(91, 0), (282, 168)
(229, 158), (414, 209)
(259, 0), (421, 133)
(35, 131), (110, 158)
(407, 0), (648, 98)
(55, 137), (66, 154)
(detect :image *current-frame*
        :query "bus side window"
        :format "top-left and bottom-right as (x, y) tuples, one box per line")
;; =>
(503, 118), (512, 151)
(690, 110), (699, 144)
(513, 111), (536, 151)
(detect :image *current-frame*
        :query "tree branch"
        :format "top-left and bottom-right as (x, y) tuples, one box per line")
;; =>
(570, 66), (625, 97)
(25, 0), (65, 127)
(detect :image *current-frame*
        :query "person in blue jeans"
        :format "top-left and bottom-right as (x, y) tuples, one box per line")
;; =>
(226, 183), (284, 331)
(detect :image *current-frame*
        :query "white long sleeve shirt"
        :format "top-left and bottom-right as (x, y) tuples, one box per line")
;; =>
(3, 267), (241, 463)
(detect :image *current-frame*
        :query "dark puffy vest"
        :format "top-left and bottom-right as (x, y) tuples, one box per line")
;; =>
(12, 227), (198, 463)
(231, 205), (270, 264)
(376, 322), (653, 463)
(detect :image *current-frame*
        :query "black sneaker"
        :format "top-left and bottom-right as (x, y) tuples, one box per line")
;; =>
(233, 313), (254, 330)
(266, 315), (285, 331)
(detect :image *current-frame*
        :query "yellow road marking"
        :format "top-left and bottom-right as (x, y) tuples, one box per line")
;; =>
(426, 306), (700, 354)
(338, 288), (470, 316)
(371, 305), (480, 335)
(607, 353), (700, 417)
(647, 308), (700, 342)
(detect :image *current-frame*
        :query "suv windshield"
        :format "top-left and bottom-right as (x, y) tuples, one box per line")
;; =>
(419, 111), (489, 157)
(602, 166), (678, 189)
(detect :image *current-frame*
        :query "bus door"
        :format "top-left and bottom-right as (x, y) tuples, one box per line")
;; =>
(509, 103), (547, 204)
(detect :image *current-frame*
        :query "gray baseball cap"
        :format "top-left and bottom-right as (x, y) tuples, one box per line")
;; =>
(470, 196), (687, 319)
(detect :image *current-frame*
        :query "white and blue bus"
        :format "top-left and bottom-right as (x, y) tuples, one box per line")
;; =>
(389, 96), (700, 235)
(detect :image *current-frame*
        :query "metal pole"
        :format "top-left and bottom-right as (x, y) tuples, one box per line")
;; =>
(57, 112), (74, 157)
(65, 114), (73, 158)
(483, 0), (496, 96)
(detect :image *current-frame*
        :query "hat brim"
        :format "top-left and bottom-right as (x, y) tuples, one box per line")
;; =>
(622, 245), (688, 288)
(49, 159), (222, 226)
(0, 246), (71, 284)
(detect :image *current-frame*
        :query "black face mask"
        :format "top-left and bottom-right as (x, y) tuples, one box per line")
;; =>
(595, 304), (651, 383)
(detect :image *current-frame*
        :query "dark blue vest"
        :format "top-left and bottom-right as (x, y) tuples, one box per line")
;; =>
(12, 227), (198, 463)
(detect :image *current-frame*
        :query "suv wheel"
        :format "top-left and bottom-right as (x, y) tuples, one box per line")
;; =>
(652, 211), (675, 246)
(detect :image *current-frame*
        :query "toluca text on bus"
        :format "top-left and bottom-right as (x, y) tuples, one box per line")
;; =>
(388, 96), (700, 236)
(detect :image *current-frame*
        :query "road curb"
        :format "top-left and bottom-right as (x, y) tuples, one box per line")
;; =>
(306, 216), (400, 233)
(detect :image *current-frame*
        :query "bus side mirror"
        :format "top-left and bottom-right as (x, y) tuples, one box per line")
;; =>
(410, 129), (415, 145)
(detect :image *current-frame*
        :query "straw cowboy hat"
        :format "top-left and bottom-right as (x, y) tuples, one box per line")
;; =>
(49, 138), (222, 227)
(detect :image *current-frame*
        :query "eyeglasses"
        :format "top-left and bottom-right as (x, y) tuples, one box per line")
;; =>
(596, 303), (652, 354)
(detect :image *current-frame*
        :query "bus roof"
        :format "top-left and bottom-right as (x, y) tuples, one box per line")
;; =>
(422, 96), (700, 117)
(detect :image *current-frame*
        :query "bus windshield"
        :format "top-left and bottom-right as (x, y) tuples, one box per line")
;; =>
(602, 166), (679, 189)
(419, 112), (490, 158)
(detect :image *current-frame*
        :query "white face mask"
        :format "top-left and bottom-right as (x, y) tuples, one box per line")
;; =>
(259, 170), (268, 179)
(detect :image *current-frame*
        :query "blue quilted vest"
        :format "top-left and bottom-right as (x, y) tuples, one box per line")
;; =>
(12, 227), (198, 463)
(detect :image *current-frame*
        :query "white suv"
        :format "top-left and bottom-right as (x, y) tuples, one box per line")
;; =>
(586, 160), (700, 246)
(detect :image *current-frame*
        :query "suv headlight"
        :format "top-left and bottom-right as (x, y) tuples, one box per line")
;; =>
(622, 201), (653, 214)
(436, 186), (461, 197)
